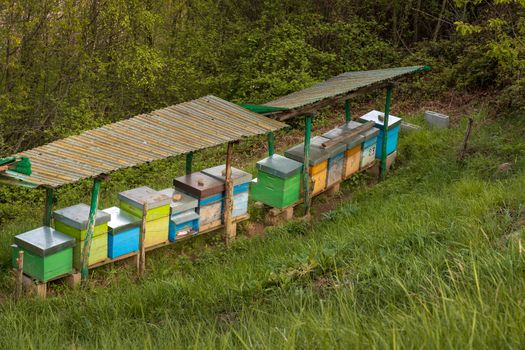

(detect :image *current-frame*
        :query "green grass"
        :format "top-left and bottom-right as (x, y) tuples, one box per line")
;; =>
(1, 109), (525, 348)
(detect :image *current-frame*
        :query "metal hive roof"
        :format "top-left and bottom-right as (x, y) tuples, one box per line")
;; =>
(1, 95), (287, 188)
(265, 66), (430, 119)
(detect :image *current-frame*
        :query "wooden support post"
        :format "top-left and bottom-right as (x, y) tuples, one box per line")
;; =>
(15, 250), (24, 299)
(43, 187), (54, 227)
(459, 117), (474, 162)
(345, 99), (351, 122)
(65, 272), (81, 288)
(224, 141), (235, 244)
(138, 203), (148, 278)
(186, 152), (193, 175)
(80, 177), (102, 281)
(303, 113), (313, 215)
(381, 85), (394, 180)
(22, 275), (46, 298)
(327, 182), (341, 195)
(267, 132), (275, 156)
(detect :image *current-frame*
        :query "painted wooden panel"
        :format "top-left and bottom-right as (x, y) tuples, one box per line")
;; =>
(327, 152), (345, 187)
(233, 192), (249, 218)
(11, 244), (73, 283)
(375, 125), (400, 159)
(108, 227), (139, 259)
(308, 160), (328, 195)
(72, 233), (108, 269)
(144, 217), (169, 248)
(360, 140), (377, 169)
(199, 219), (222, 232)
(119, 200), (170, 221)
(198, 201), (223, 226)
(169, 218), (199, 241)
(344, 144), (361, 178)
(251, 172), (301, 208)
(54, 221), (108, 240)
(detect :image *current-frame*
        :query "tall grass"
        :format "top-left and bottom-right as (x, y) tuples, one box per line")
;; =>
(1, 111), (525, 348)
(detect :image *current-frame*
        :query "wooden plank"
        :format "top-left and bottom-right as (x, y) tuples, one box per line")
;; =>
(224, 142), (235, 244)
(321, 121), (375, 149)
(138, 203), (148, 278)
(15, 250), (24, 299)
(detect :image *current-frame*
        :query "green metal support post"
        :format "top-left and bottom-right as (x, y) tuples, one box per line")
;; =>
(381, 85), (394, 180)
(80, 177), (102, 280)
(185, 152), (193, 175)
(267, 132), (275, 156)
(303, 113), (313, 215)
(345, 99), (351, 122)
(43, 187), (54, 226)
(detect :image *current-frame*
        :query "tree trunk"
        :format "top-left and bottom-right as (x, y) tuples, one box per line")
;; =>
(433, 0), (447, 41)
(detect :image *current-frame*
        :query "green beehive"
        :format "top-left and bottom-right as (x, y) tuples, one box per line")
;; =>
(251, 155), (303, 208)
(53, 203), (110, 268)
(12, 226), (75, 282)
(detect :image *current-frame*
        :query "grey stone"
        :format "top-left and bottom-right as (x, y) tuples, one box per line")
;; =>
(424, 111), (450, 129)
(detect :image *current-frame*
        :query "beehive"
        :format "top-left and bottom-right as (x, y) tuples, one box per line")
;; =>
(12, 227), (75, 282)
(118, 186), (171, 248)
(322, 126), (364, 179)
(202, 165), (252, 218)
(173, 172), (225, 231)
(250, 154), (303, 208)
(102, 207), (140, 259)
(359, 110), (401, 159)
(53, 204), (110, 268)
(342, 121), (380, 169)
(158, 188), (200, 241)
(284, 136), (345, 194)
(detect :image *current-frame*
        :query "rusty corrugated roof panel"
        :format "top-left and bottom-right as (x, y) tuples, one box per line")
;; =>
(1, 95), (287, 188)
(265, 66), (430, 112)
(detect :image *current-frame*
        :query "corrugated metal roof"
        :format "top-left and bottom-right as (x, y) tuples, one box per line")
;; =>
(264, 66), (430, 118)
(0, 95), (287, 188)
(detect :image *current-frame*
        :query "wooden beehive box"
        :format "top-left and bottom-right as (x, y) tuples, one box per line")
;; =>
(158, 188), (200, 241)
(202, 165), (252, 218)
(343, 121), (380, 169)
(322, 126), (364, 179)
(284, 137), (345, 195)
(53, 204), (110, 267)
(173, 172), (225, 230)
(118, 186), (171, 248)
(12, 226), (75, 282)
(251, 154), (303, 208)
(102, 207), (141, 259)
(359, 110), (401, 159)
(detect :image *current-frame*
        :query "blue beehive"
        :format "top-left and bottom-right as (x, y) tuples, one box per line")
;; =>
(102, 207), (140, 259)
(158, 188), (200, 241)
(359, 110), (402, 159)
(202, 165), (252, 218)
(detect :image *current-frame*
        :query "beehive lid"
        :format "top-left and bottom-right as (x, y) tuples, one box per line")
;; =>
(256, 154), (303, 178)
(284, 137), (345, 166)
(118, 186), (171, 210)
(158, 188), (198, 213)
(345, 121), (379, 141)
(53, 203), (111, 230)
(201, 165), (253, 185)
(14, 226), (76, 256)
(173, 172), (225, 198)
(171, 211), (200, 225)
(358, 110), (402, 130)
(102, 207), (141, 234)
(322, 127), (364, 150)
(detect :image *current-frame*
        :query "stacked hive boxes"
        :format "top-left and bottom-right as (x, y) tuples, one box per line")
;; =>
(118, 186), (171, 248)
(159, 188), (199, 241)
(53, 204), (110, 268)
(11, 227), (75, 282)
(202, 165), (252, 218)
(284, 136), (346, 194)
(342, 121), (380, 169)
(251, 154), (303, 208)
(322, 125), (364, 179)
(173, 172), (225, 232)
(359, 110), (401, 159)
(102, 207), (140, 259)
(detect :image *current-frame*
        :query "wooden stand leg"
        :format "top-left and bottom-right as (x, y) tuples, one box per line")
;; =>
(327, 182), (341, 195)
(15, 250), (24, 299)
(65, 272), (81, 288)
(265, 206), (294, 226)
(22, 275), (47, 298)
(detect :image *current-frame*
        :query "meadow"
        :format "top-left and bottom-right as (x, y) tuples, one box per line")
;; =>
(1, 103), (524, 349)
